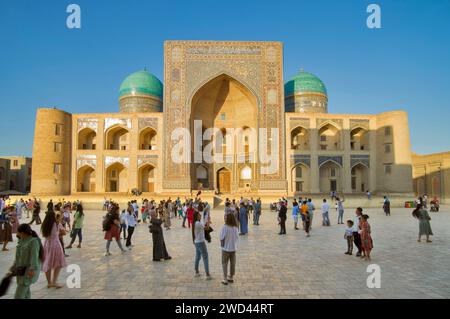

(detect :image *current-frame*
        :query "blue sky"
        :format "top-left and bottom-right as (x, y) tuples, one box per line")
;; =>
(0, 0), (449, 156)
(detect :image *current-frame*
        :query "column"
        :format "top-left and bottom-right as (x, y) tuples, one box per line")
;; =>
(342, 118), (352, 193)
(309, 117), (320, 193)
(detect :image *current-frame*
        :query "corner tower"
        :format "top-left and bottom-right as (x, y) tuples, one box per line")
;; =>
(31, 108), (72, 195)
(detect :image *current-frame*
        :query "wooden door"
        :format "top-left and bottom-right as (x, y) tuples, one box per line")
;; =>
(148, 182), (154, 193)
(218, 170), (231, 193)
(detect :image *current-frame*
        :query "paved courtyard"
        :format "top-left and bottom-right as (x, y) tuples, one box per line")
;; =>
(1, 205), (449, 299)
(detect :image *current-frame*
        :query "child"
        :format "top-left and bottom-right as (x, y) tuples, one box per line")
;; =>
(62, 204), (71, 231)
(344, 220), (354, 255)
(119, 209), (128, 240)
(360, 214), (373, 260)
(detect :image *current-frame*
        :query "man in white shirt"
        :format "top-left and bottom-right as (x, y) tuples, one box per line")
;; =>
(125, 210), (137, 249)
(321, 199), (330, 226)
(352, 207), (363, 257)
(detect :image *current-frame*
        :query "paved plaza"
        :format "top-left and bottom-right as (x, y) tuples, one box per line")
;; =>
(1, 205), (449, 299)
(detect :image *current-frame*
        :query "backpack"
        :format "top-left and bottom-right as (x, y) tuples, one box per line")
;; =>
(102, 213), (112, 231)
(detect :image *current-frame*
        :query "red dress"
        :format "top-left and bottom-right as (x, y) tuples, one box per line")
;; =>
(360, 220), (373, 251)
(104, 223), (120, 241)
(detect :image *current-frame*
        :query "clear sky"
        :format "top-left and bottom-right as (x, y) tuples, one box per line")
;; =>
(0, 0), (449, 157)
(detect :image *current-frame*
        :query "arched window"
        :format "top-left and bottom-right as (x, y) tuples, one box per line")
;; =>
(240, 166), (252, 180)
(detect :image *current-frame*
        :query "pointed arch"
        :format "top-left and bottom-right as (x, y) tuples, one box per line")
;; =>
(77, 165), (96, 192)
(138, 163), (155, 193)
(291, 163), (309, 193)
(139, 126), (157, 150)
(291, 125), (309, 150)
(105, 125), (130, 150)
(78, 127), (97, 150)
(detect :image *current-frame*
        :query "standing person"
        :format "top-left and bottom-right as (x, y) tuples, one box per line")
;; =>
(307, 199), (315, 229)
(238, 202), (248, 235)
(359, 214), (373, 260)
(292, 199), (299, 230)
(10, 205), (20, 235)
(0, 208), (13, 251)
(321, 199), (330, 226)
(163, 201), (171, 230)
(220, 213), (239, 285)
(412, 204), (433, 243)
(29, 200), (41, 225)
(149, 210), (171, 261)
(9, 224), (43, 299)
(186, 203), (195, 228)
(125, 207), (137, 250)
(344, 220), (354, 255)
(47, 200), (54, 213)
(278, 201), (287, 235)
(41, 208), (67, 288)
(119, 209), (128, 240)
(253, 199), (262, 226)
(62, 204), (71, 231)
(352, 207), (363, 257)
(300, 201), (310, 237)
(423, 194), (428, 209)
(383, 196), (391, 216)
(192, 211), (212, 279)
(182, 202), (188, 227)
(141, 200), (149, 223)
(55, 213), (69, 258)
(66, 203), (84, 249)
(103, 204), (126, 256)
(366, 191), (372, 200)
(336, 197), (345, 224)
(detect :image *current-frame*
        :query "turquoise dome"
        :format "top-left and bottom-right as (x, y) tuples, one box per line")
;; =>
(119, 70), (163, 99)
(284, 71), (327, 97)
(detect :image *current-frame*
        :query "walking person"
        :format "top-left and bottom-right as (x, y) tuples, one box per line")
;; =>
(253, 199), (261, 226)
(383, 196), (391, 216)
(307, 199), (315, 229)
(192, 211), (212, 280)
(66, 203), (84, 249)
(119, 209), (127, 240)
(220, 213), (239, 285)
(352, 207), (363, 257)
(149, 210), (171, 261)
(8, 224), (43, 299)
(278, 201), (287, 235)
(238, 203), (248, 235)
(360, 214), (373, 260)
(412, 204), (433, 243)
(125, 206), (137, 250)
(300, 201), (310, 237)
(186, 203), (195, 228)
(0, 207), (13, 251)
(29, 200), (41, 225)
(163, 201), (171, 230)
(336, 197), (345, 224)
(41, 208), (67, 288)
(321, 199), (331, 226)
(103, 204), (126, 256)
(292, 199), (299, 230)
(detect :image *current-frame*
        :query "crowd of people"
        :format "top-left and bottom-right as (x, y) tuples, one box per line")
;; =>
(0, 191), (438, 299)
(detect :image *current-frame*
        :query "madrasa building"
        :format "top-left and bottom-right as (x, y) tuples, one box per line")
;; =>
(30, 40), (413, 197)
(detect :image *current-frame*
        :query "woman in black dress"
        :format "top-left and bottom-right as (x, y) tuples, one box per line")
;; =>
(149, 211), (171, 261)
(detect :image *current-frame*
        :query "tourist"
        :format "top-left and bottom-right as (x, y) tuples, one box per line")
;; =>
(360, 214), (373, 260)
(192, 211), (212, 279)
(366, 190), (372, 200)
(292, 199), (299, 230)
(307, 198), (315, 229)
(220, 213), (239, 285)
(238, 203), (248, 235)
(103, 204), (126, 256)
(336, 197), (345, 224)
(47, 199), (54, 212)
(149, 210), (171, 261)
(278, 201), (287, 235)
(182, 202), (188, 227)
(300, 201), (310, 237)
(321, 199), (330, 226)
(10, 205), (19, 235)
(412, 204), (433, 243)
(423, 194), (428, 209)
(352, 207), (363, 257)
(9, 224), (43, 299)
(187, 203), (195, 228)
(16, 199), (24, 220)
(253, 198), (261, 226)
(62, 203), (71, 230)
(119, 209), (128, 240)
(66, 203), (84, 249)
(29, 200), (41, 225)
(344, 220), (354, 255)
(141, 200), (149, 223)
(41, 208), (67, 288)
(132, 200), (139, 220)
(163, 201), (171, 230)
(125, 205), (137, 249)
(383, 196), (391, 216)
(0, 207), (13, 251)
(55, 213), (69, 257)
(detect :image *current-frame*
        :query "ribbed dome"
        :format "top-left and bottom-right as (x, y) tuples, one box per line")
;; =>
(119, 70), (163, 99)
(284, 71), (327, 97)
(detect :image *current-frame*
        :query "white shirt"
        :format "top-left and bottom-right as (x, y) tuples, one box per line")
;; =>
(321, 202), (330, 214)
(194, 221), (206, 243)
(220, 225), (239, 252)
(126, 213), (137, 227)
(352, 215), (361, 232)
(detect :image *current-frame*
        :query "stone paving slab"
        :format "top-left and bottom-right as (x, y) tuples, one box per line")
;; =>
(1, 206), (449, 299)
